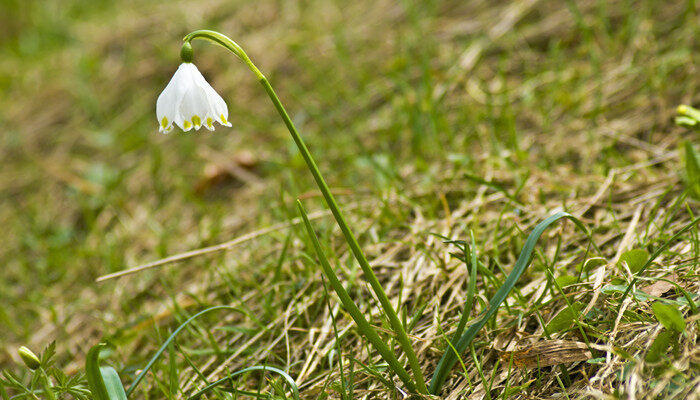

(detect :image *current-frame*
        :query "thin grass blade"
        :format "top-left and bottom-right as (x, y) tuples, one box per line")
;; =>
(451, 231), (479, 343)
(125, 305), (240, 396)
(187, 366), (299, 400)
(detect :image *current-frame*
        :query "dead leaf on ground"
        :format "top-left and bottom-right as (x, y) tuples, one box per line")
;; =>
(641, 273), (679, 297)
(194, 150), (261, 194)
(498, 340), (593, 369)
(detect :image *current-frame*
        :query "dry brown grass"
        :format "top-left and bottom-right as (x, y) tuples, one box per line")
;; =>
(1, 0), (698, 398)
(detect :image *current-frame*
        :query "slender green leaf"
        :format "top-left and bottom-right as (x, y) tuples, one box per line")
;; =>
(296, 200), (417, 393)
(86, 344), (111, 400)
(85, 344), (126, 400)
(602, 284), (697, 309)
(429, 212), (590, 394)
(100, 367), (127, 400)
(320, 278), (349, 399)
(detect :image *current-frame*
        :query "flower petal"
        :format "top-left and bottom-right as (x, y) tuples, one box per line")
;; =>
(179, 81), (209, 130)
(157, 64), (193, 133)
(192, 69), (231, 130)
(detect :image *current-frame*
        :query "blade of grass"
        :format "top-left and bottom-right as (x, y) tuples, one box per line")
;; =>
(451, 230), (479, 344)
(125, 305), (240, 396)
(347, 355), (393, 390)
(435, 315), (472, 392)
(187, 366), (299, 400)
(321, 277), (349, 400)
(168, 340), (178, 396)
(180, 349), (224, 399)
(462, 173), (523, 205)
(0, 380), (9, 400)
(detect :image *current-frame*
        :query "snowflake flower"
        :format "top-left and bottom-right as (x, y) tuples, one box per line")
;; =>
(156, 62), (232, 133)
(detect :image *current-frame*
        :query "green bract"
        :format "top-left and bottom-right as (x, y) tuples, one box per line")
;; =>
(180, 41), (193, 63)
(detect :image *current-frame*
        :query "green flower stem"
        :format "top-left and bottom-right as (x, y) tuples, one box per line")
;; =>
(38, 369), (56, 400)
(183, 30), (427, 395)
(297, 201), (416, 393)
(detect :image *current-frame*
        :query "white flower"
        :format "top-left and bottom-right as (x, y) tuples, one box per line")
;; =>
(156, 62), (232, 133)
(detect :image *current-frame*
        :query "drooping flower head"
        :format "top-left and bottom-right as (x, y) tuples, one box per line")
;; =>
(156, 43), (231, 133)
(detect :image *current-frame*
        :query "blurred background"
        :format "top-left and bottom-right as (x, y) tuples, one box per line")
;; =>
(0, 0), (697, 384)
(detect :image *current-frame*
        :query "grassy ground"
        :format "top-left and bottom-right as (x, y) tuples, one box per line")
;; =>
(1, 0), (699, 398)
